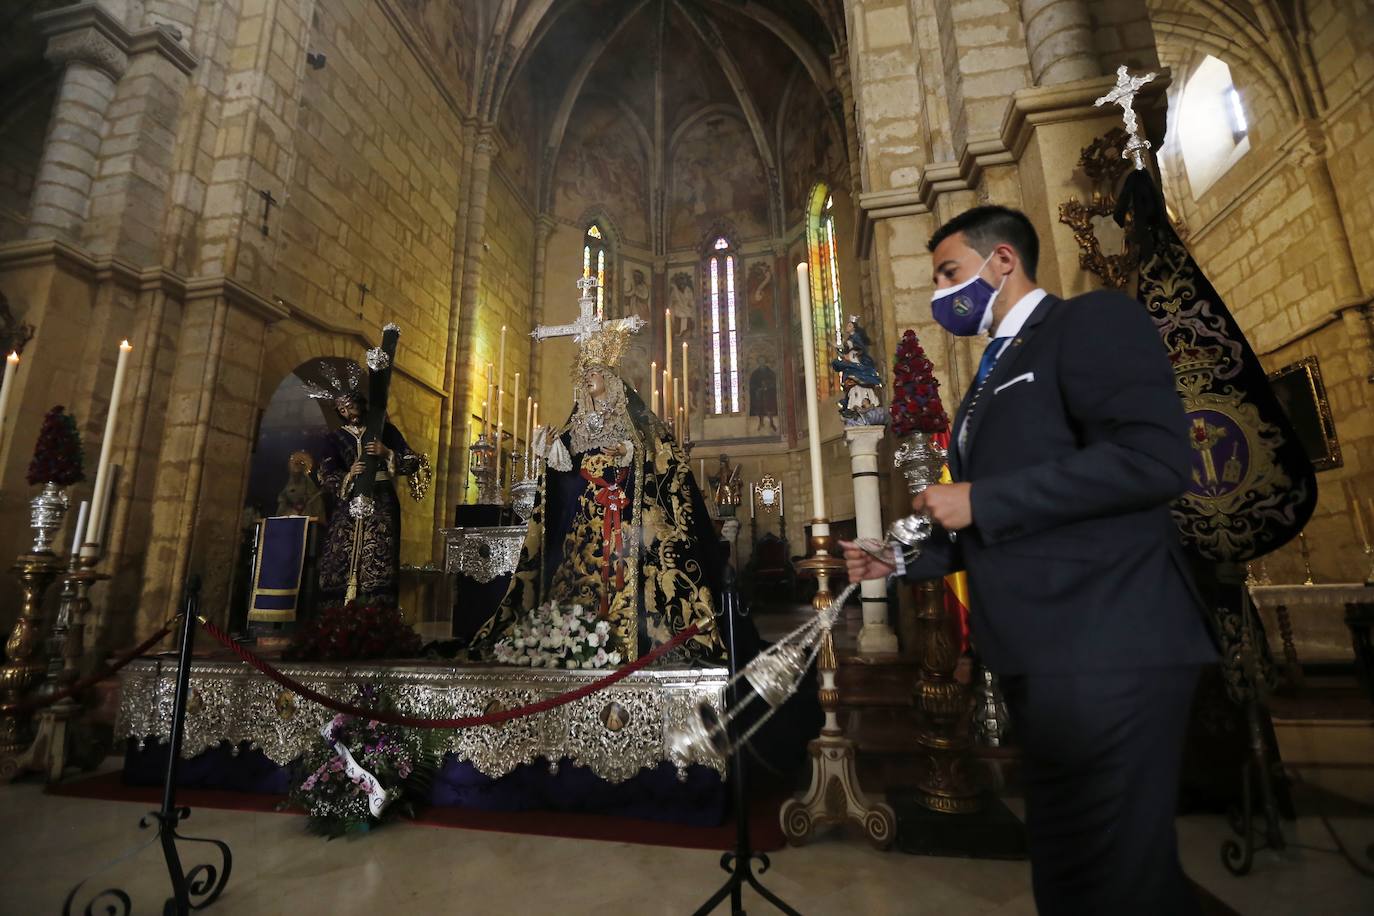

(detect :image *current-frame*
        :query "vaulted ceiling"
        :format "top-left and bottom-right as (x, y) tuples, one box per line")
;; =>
(490, 0), (848, 236)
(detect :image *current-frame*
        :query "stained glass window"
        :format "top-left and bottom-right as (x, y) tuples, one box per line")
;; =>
(583, 224), (606, 318)
(808, 187), (843, 397)
(708, 236), (740, 414)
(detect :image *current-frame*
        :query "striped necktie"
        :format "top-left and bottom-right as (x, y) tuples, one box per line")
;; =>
(960, 337), (1011, 457)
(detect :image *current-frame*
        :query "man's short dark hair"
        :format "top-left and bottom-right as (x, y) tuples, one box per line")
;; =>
(927, 205), (1039, 281)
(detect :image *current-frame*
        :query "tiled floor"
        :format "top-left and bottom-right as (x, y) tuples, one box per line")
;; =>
(4, 604), (1370, 915)
(2, 770), (1372, 915)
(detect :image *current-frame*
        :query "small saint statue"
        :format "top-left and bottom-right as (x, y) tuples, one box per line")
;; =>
(276, 450), (324, 518)
(831, 316), (887, 426)
(709, 454), (743, 518)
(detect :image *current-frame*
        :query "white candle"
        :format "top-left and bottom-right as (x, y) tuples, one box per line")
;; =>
(650, 360), (658, 415)
(0, 351), (18, 450)
(524, 395), (533, 470)
(682, 341), (689, 408)
(84, 339), (132, 556)
(484, 363), (493, 438)
(796, 264), (827, 521)
(511, 371), (521, 476)
(665, 308), (673, 415)
(497, 326), (507, 400)
(70, 499), (90, 556)
(531, 401), (539, 468)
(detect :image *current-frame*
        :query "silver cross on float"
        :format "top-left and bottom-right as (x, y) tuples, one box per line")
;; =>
(531, 276), (646, 343)
(1094, 65), (1158, 171)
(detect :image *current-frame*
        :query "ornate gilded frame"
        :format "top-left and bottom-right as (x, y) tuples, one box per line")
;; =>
(1267, 355), (1341, 471)
(751, 473), (783, 517)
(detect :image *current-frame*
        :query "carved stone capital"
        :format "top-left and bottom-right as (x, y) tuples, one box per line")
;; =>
(474, 125), (500, 158)
(37, 3), (129, 81)
(534, 213), (557, 241)
(36, 2), (199, 80)
(1285, 119), (1328, 168)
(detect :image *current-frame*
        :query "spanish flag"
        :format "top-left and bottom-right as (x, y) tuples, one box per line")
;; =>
(932, 432), (971, 653)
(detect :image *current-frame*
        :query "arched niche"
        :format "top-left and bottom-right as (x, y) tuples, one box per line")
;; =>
(243, 357), (359, 518)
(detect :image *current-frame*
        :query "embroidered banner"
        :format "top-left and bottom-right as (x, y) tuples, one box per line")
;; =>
(249, 515), (313, 623)
(1116, 169), (1316, 563)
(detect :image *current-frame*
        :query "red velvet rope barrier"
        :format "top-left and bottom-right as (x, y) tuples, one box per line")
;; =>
(0, 621), (176, 716)
(196, 617), (703, 729)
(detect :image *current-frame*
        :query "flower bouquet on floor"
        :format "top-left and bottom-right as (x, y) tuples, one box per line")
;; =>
(285, 602), (422, 661)
(291, 686), (441, 838)
(491, 601), (624, 669)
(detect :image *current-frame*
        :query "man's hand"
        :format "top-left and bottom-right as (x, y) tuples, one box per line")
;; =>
(840, 539), (895, 583)
(364, 440), (392, 459)
(913, 482), (973, 530)
(349, 459), (366, 476)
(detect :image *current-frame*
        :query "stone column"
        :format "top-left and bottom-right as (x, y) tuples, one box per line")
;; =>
(527, 214), (557, 405)
(1020, 0), (1098, 86)
(845, 425), (899, 654)
(1289, 124), (1363, 307)
(27, 6), (130, 242)
(451, 125), (499, 478)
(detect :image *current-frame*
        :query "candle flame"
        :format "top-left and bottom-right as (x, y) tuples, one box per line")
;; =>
(120, 339), (132, 350)
(6, 351), (17, 362)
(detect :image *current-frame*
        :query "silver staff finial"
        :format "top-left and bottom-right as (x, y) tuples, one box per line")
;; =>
(1095, 65), (1157, 170)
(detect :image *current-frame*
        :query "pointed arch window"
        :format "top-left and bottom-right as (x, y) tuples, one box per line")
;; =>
(807, 188), (843, 396)
(583, 224), (607, 318)
(707, 236), (740, 414)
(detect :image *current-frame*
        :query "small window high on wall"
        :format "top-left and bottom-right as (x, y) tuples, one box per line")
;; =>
(583, 224), (607, 318)
(1179, 55), (1250, 196)
(807, 187), (843, 397)
(707, 236), (740, 414)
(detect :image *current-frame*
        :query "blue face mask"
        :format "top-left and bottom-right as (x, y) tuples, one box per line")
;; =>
(930, 254), (1005, 337)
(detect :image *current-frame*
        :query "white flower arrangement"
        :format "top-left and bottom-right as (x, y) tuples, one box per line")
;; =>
(492, 601), (624, 669)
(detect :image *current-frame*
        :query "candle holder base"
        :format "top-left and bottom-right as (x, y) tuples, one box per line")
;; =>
(785, 536), (895, 849)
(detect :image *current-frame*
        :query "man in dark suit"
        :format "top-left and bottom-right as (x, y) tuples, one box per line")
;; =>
(843, 206), (1216, 915)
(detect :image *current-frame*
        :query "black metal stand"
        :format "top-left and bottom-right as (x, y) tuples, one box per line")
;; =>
(64, 576), (233, 916)
(692, 565), (800, 916)
(1220, 581), (1286, 876)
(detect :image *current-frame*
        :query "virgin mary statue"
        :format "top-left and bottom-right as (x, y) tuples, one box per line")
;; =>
(473, 322), (724, 666)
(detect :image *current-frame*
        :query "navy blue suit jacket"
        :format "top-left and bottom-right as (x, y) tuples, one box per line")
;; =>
(904, 290), (1217, 675)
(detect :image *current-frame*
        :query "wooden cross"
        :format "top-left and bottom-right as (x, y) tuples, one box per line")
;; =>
(257, 188), (277, 237)
(531, 277), (645, 343)
(357, 281), (371, 313)
(1095, 65), (1157, 169)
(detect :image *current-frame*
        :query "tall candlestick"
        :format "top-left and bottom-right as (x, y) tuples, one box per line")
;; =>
(531, 401), (539, 468)
(651, 360), (658, 415)
(662, 369), (670, 418)
(0, 351), (18, 450)
(70, 500), (90, 556)
(84, 339), (133, 556)
(796, 264), (826, 520)
(1345, 481), (1369, 548)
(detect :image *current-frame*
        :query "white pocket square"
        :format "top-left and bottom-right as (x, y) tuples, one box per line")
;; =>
(993, 372), (1035, 395)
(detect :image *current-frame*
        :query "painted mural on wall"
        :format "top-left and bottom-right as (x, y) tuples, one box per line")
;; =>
(554, 98), (651, 243)
(498, 74), (540, 201)
(394, 0), (481, 107)
(622, 263), (651, 319)
(668, 115), (769, 248)
(668, 270), (697, 338)
(745, 261), (774, 331)
(781, 86), (846, 227)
